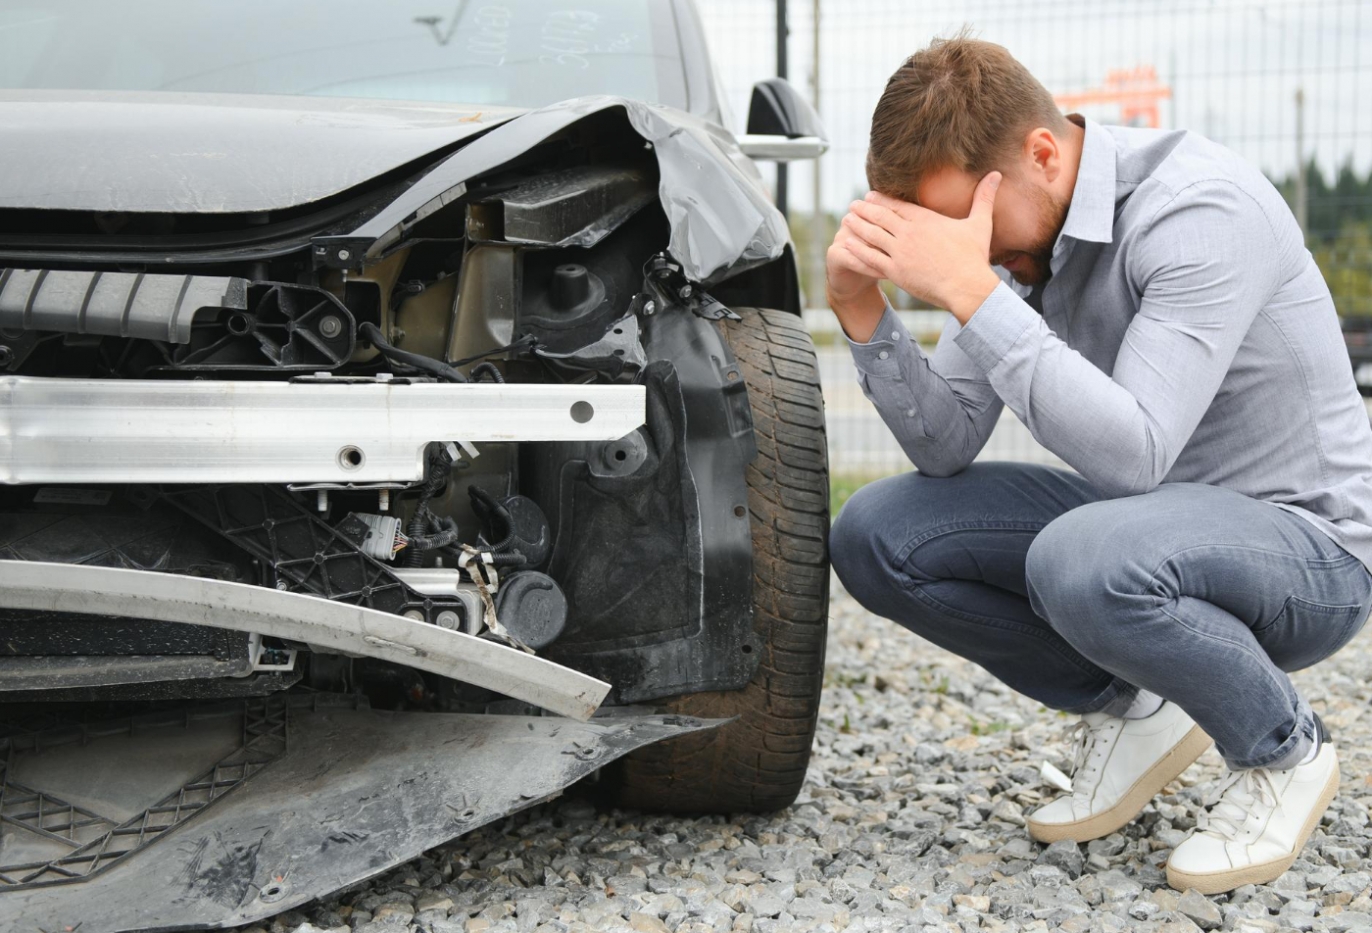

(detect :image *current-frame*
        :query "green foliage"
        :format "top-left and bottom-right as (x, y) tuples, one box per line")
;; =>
(830, 473), (881, 518)
(1269, 159), (1372, 317)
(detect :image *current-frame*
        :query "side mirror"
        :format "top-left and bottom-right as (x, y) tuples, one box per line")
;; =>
(739, 77), (829, 162)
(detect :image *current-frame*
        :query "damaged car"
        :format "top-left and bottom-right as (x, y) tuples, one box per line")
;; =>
(0, 1), (832, 930)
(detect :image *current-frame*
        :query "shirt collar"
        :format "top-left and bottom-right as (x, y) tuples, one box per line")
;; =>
(1054, 113), (1118, 250)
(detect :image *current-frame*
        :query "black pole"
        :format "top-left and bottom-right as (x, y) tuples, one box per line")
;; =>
(776, 0), (789, 218)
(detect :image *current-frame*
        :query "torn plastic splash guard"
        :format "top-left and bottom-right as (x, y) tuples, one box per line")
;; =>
(0, 695), (722, 932)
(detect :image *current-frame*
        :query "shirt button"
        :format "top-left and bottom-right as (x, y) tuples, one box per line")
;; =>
(877, 350), (889, 360)
(891, 331), (901, 340)
(905, 408), (916, 417)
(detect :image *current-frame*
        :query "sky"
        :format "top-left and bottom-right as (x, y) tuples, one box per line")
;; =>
(695, 0), (1372, 215)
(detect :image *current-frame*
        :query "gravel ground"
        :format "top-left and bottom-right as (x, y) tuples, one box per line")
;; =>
(256, 572), (1372, 933)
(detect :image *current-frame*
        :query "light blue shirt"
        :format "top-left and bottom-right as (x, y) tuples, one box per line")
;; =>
(845, 114), (1372, 571)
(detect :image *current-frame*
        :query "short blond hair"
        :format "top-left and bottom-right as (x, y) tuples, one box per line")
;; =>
(866, 34), (1068, 201)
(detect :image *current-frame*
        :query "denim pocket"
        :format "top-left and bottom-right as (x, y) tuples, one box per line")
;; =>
(1254, 593), (1370, 672)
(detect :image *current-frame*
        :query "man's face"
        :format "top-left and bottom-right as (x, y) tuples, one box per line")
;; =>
(914, 164), (1069, 286)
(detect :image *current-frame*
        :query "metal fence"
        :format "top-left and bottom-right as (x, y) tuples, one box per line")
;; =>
(696, 0), (1372, 477)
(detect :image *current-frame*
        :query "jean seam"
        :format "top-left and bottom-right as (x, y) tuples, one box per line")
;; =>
(1154, 600), (1297, 714)
(1228, 713), (1313, 770)
(903, 578), (1114, 681)
(1252, 594), (1368, 637)
(893, 521), (1047, 569)
(1141, 543), (1365, 595)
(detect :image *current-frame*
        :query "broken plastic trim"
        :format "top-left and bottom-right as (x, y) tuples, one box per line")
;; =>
(315, 95), (789, 286)
(0, 561), (610, 720)
(0, 697), (724, 933)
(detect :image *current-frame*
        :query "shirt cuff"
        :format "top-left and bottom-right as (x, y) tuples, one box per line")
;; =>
(842, 296), (911, 378)
(952, 280), (1041, 372)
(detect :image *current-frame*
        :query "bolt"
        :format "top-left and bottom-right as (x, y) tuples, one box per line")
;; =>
(319, 315), (342, 338)
(337, 248), (351, 261)
(403, 610), (425, 621)
(678, 284), (693, 299)
(436, 610), (461, 630)
(275, 580), (290, 591)
(316, 490), (329, 512)
(643, 300), (656, 315)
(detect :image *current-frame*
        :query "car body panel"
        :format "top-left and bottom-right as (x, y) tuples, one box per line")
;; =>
(0, 90), (523, 213)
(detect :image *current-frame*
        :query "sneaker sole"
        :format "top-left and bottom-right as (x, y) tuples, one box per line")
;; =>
(1165, 756), (1341, 895)
(1027, 723), (1213, 844)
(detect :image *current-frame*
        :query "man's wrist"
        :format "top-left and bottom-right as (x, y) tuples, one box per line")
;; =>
(827, 282), (887, 342)
(943, 267), (1003, 324)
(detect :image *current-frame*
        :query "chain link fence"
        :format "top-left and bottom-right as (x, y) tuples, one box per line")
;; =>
(696, 0), (1372, 481)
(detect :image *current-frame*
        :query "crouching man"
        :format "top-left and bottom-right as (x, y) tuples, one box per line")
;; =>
(827, 35), (1372, 894)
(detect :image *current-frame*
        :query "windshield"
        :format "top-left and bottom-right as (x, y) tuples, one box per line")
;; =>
(0, 0), (689, 110)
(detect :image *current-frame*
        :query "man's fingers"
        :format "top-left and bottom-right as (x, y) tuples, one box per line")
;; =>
(829, 228), (885, 279)
(828, 244), (883, 281)
(864, 189), (920, 221)
(842, 210), (899, 251)
(840, 237), (894, 280)
(850, 199), (908, 237)
(969, 171), (1002, 223)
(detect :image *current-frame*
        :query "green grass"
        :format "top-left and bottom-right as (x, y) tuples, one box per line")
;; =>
(830, 473), (884, 518)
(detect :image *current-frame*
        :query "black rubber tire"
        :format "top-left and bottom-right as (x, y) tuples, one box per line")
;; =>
(603, 306), (830, 814)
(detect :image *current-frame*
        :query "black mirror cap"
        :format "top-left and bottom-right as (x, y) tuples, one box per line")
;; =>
(747, 77), (828, 141)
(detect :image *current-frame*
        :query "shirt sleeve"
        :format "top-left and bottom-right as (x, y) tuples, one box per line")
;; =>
(952, 179), (1282, 497)
(843, 295), (1004, 476)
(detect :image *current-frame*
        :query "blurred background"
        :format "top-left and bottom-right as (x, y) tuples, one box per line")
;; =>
(694, 0), (1372, 511)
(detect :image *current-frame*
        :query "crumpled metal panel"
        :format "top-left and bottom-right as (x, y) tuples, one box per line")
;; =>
(0, 697), (722, 932)
(330, 96), (789, 286)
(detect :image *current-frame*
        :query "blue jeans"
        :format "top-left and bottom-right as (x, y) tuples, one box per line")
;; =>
(829, 462), (1372, 771)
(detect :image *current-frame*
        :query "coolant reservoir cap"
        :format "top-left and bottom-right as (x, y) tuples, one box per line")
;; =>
(493, 570), (568, 650)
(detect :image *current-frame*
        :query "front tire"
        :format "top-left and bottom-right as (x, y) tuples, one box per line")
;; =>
(604, 307), (830, 813)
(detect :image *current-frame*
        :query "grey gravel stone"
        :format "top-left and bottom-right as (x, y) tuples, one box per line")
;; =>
(1177, 888), (1222, 929)
(278, 573), (1372, 933)
(1037, 840), (1085, 879)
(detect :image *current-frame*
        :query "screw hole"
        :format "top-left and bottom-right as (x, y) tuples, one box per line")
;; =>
(733, 505), (746, 518)
(614, 449), (627, 461)
(570, 400), (594, 423)
(613, 328), (623, 334)
(726, 371), (739, 381)
(741, 644), (753, 654)
(226, 313), (252, 336)
(337, 446), (365, 470)
(613, 349), (625, 356)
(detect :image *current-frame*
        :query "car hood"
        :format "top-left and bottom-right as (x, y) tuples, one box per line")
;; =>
(0, 90), (525, 214)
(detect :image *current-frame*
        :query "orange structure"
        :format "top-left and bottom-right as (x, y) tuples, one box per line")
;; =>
(1054, 65), (1173, 128)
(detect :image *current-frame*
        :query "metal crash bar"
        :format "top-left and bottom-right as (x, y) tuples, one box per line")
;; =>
(0, 376), (645, 484)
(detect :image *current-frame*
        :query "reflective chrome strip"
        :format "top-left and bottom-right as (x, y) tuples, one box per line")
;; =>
(0, 376), (645, 484)
(0, 561), (610, 720)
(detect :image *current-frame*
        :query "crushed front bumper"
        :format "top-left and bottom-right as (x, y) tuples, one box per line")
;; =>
(0, 696), (721, 932)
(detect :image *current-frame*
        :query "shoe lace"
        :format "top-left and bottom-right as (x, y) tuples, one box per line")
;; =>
(1198, 767), (1281, 841)
(1064, 717), (1117, 797)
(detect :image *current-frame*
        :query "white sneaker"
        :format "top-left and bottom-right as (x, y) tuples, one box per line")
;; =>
(1027, 700), (1212, 843)
(1167, 737), (1340, 894)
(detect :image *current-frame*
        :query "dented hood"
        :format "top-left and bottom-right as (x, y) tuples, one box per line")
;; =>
(322, 94), (790, 285)
(0, 90), (524, 214)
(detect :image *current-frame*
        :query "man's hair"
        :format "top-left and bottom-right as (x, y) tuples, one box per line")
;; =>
(866, 33), (1069, 202)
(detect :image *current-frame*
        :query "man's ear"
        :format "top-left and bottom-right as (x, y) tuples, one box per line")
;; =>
(1023, 127), (1062, 184)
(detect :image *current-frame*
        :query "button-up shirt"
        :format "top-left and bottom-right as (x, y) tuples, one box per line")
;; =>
(844, 114), (1372, 571)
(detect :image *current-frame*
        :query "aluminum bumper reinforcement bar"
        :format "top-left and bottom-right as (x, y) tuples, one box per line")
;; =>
(0, 375), (645, 484)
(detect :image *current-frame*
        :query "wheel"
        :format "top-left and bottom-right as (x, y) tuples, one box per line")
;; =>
(603, 306), (830, 813)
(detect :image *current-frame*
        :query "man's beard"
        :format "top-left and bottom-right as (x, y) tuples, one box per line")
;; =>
(990, 183), (1069, 286)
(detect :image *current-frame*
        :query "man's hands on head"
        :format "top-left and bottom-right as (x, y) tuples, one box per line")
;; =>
(829, 171), (1005, 326)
